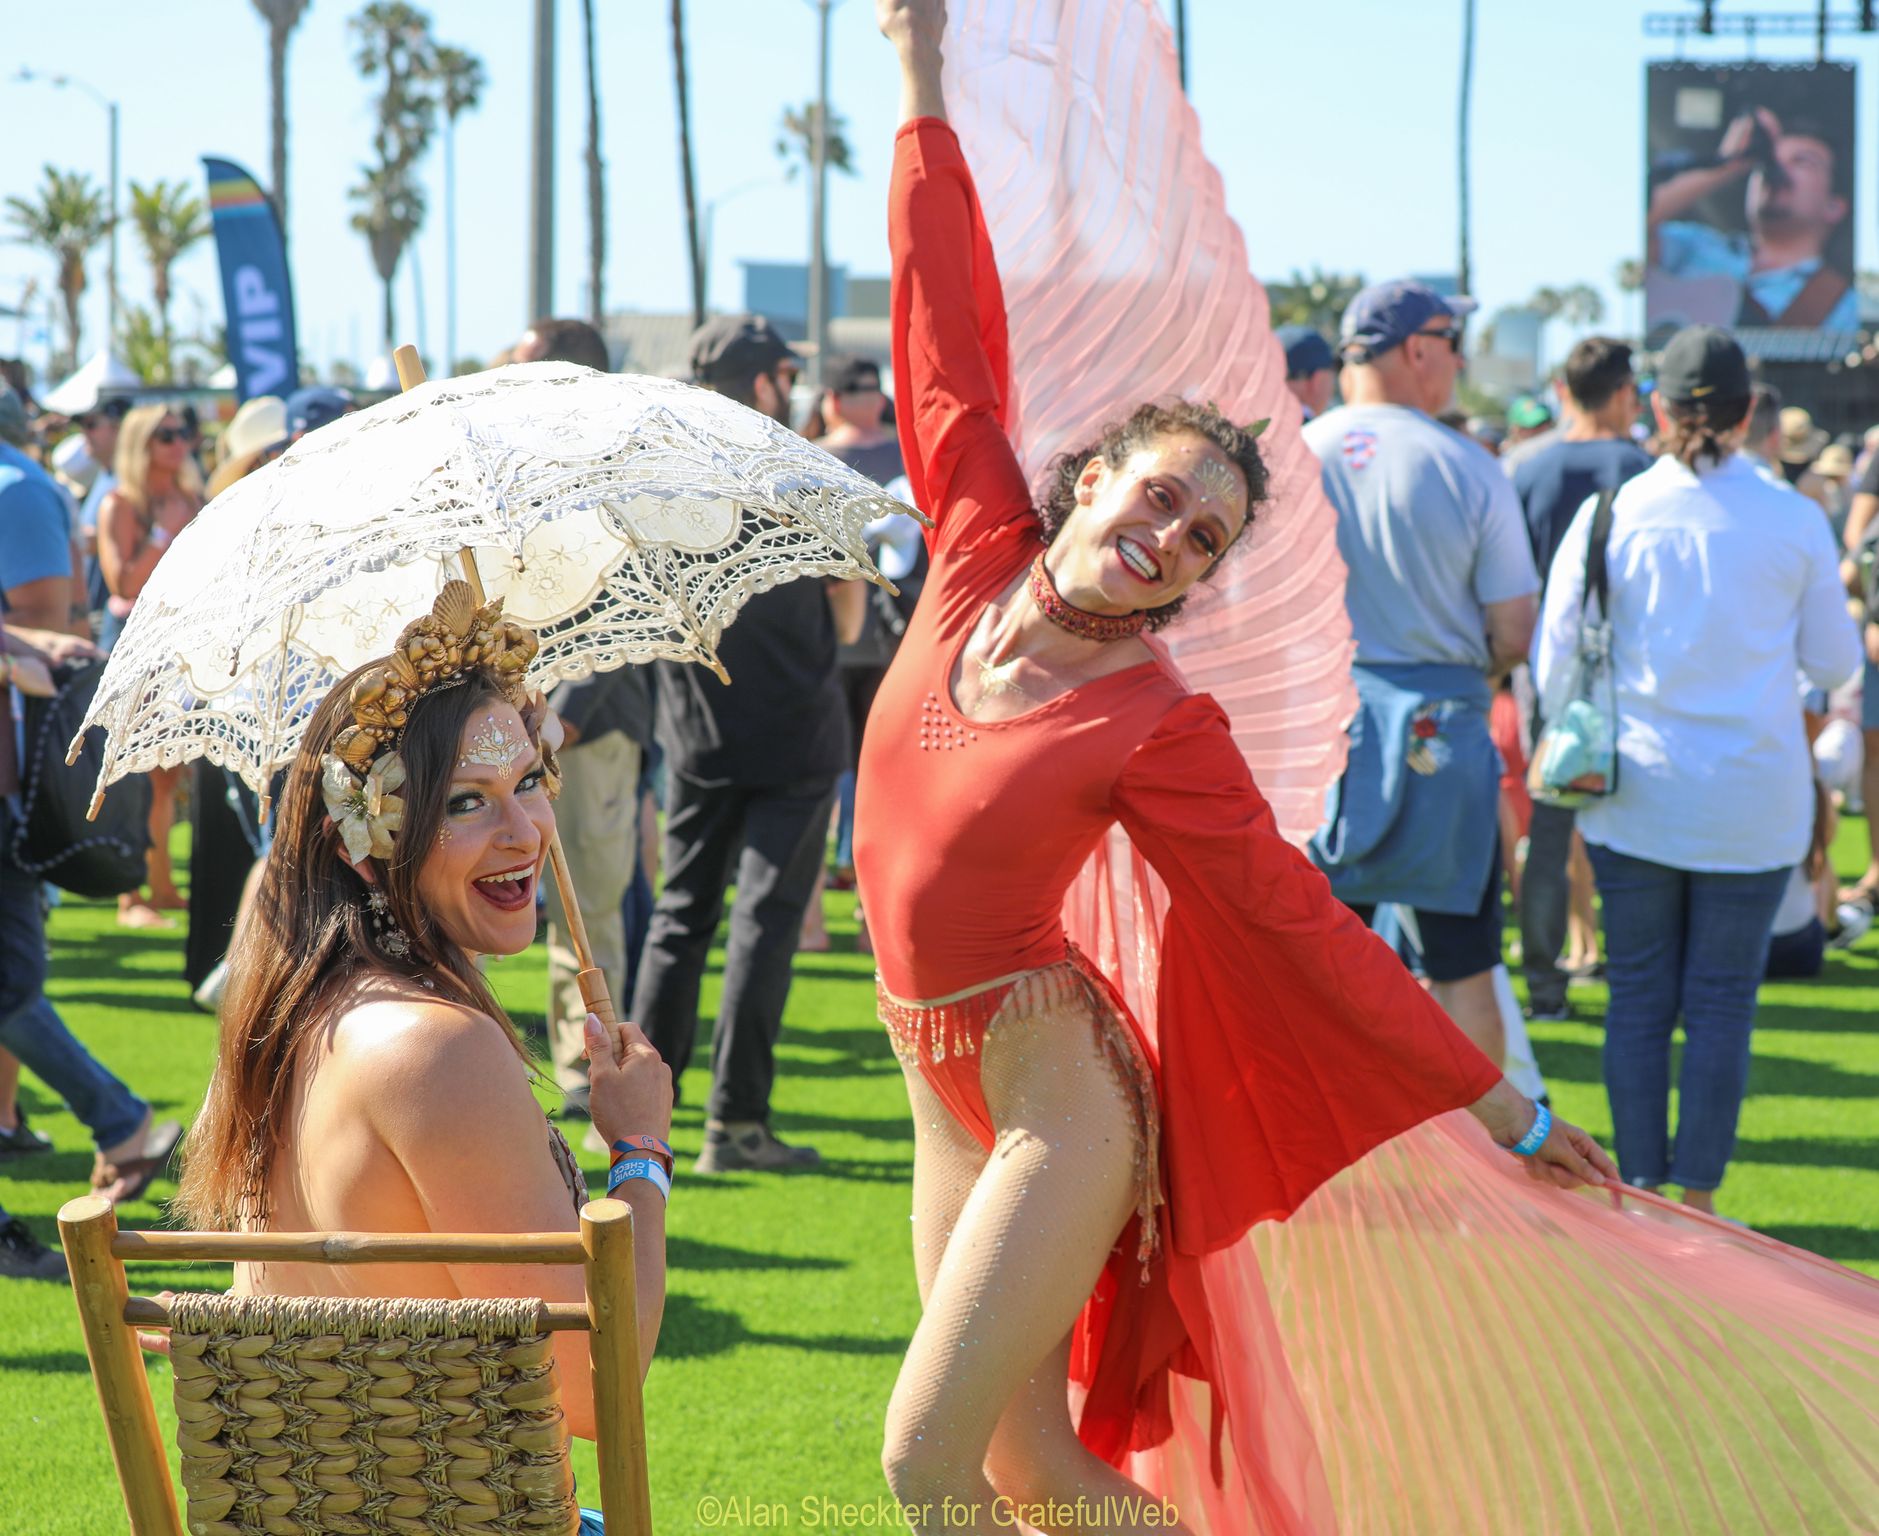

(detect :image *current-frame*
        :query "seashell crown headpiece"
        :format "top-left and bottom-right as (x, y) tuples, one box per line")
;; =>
(330, 580), (539, 776)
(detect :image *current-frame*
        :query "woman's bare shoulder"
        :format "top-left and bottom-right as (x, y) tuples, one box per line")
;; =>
(326, 983), (526, 1089)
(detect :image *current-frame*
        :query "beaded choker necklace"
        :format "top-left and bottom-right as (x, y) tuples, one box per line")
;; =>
(1027, 552), (1147, 643)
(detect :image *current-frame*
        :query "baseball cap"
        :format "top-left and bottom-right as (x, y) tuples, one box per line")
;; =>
(1507, 395), (1553, 430)
(827, 353), (883, 394)
(1276, 325), (1336, 380)
(285, 385), (353, 438)
(1655, 325), (1751, 409)
(1339, 280), (1478, 362)
(689, 314), (800, 386)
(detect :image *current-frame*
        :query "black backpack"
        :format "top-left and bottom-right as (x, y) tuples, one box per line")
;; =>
(11, 658), (151, 898)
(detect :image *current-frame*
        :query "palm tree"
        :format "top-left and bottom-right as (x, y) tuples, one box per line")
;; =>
(671, 0), (705, 329)
(251, 0), (312, 244)
(1526, 283), (1605, 361)
(775, 102), (855, 180)
(349, 1), (439, 349)
(580, 0), (606, 328)
(432, 43), (486, 371)
(5, 166), (110, 372)
(351, 163), (427, 348)
(127, 178), (210, 380)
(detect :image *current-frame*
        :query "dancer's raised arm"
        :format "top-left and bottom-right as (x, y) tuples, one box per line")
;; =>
(883, 0), (1036, 555)
(879, 0), (948, 124)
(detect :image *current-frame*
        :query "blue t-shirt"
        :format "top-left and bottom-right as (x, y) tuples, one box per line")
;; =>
(0, 441), (73, 612)
(1302, 403), (1539, 668)
(1512, 437), (1653, 590)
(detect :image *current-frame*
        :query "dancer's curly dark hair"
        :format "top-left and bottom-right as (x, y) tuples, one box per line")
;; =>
(1036, 401), (1269, 631)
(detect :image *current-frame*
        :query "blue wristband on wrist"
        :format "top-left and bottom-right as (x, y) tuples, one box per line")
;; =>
(1512, 1102), (1552, 1157)
(606, 1156), (672, 1202)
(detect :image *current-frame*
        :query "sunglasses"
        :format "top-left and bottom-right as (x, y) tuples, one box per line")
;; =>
(151, 425), (187, 444)
(1413, 325), (1463, 354)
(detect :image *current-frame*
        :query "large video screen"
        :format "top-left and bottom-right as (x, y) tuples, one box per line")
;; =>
(1644, 61), (1857, 341)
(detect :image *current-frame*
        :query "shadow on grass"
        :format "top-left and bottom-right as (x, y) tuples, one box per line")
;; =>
(2, 1150), (100, 1189)
(1753, 998), (1879, 1035)
(666, 1236), (843, 1274)
(42, 987), (199, 1017)
(1731, 1134), (1879, 1173)
(1756, 1224), (1879, 1265)
(657, 1291), (906, 1362)
(0, 1350), (93, 1374)
(1535, 1036), (1879, 1098)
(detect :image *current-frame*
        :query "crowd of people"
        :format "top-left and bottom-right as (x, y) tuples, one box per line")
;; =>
(2, 0), (1875, 1524)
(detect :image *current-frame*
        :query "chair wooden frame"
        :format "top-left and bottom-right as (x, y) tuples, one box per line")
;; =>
(58, 1192), (652, 1536)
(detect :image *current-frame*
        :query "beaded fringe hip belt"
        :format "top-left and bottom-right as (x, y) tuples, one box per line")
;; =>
(877, 946), (1165, 1276)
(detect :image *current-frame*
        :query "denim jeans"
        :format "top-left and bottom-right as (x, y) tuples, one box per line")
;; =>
(1585, 842), (1789, 1192)
(0, 801), (149, 1150)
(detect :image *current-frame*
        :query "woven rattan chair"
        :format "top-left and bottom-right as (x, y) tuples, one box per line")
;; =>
(58, 1193), (651, 1535)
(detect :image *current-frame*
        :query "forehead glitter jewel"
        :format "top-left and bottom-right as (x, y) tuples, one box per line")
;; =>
(459, 715), (527, 778)
(1193, 457), (1239, 506)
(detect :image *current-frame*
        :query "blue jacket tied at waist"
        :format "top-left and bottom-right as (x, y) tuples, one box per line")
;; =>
(1310, 662), (1501, 915)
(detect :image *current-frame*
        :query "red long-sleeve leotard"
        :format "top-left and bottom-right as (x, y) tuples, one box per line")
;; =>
(854, 118), (1502, 1469)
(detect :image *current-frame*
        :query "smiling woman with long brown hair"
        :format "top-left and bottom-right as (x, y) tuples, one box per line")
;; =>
(171, 584), (672, 1452)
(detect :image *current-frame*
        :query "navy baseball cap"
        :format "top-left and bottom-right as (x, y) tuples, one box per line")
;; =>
(285, 386), (353, 437)
(1339, 280), (1478, 363)
(1277, 325), (1336, 380)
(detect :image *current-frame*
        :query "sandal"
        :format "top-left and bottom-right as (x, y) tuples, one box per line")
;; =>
(91, 1119), (184, 1205)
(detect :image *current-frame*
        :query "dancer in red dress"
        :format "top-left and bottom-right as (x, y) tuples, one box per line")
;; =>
(853, 6), (1613, 1530)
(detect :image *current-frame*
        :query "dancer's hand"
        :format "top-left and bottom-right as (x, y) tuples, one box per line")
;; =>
(1521, 1109), (1619, 1191)
(878, 0), (945, 55)
(583, 1013), (674, 1147)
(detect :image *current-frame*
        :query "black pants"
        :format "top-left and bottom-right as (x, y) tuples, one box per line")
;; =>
(185, 762), (262, 989)
(632, 771), (834, 1124)
(1519, 800), (1577, 1010)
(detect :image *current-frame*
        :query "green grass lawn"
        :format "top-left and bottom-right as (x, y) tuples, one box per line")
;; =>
(2, 823), (1875, 1533)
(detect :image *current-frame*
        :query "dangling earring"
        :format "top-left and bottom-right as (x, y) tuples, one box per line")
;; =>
(366, 887), (413, 961)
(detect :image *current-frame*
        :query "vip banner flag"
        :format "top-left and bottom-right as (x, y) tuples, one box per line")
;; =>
(202, 157), (299, 401)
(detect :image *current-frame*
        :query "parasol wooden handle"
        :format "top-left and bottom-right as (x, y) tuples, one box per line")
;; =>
(393, 343), (427, 392)
(390, 341), (615, 1022)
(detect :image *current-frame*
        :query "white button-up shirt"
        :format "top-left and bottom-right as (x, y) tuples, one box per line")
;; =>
(1534, 453), (1859, 872)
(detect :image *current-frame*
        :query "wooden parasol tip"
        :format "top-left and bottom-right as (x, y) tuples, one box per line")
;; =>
(393, 344), (427, 391)
(86, 786), (105, 823)
(867, 571), (902, 599)
(707, 656), (732, 686)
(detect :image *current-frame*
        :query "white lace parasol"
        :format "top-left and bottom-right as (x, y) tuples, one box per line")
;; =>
(79, 362), (909, 801)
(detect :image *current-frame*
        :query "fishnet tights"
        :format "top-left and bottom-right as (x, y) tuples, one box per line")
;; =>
(886, 992), (1195, 1535)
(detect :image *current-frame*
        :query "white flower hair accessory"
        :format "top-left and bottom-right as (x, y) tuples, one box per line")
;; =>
(322, 751), (407, 864)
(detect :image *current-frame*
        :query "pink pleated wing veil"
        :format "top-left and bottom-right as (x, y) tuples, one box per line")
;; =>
(942, 3), (1879, 1533)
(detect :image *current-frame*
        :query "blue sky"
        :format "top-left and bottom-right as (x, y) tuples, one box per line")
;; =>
(5, 1), (1877, 381)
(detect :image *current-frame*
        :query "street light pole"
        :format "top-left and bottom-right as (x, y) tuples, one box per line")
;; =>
(107, 97), (119, 353)
(527, 0), (557, 324)
(806, 0), (836, 394)
(16, 68), (120, 356)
